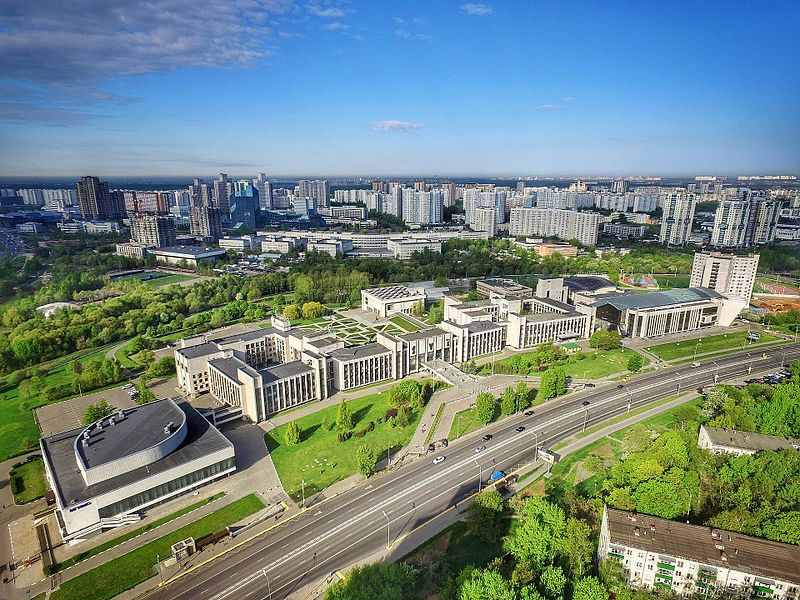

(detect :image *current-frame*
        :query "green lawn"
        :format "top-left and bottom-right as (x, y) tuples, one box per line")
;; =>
(265, 385), (440, 501)
(561, 348), (646, 379)
(448, 407), (485, 440)
(647, 331), (783, 361)
(53, 492), (225, 573)
(9, 459), (46, 504)
(50, 494), (264, 600)
(389, 315), (421, 332)
(656, 275), (690, 288)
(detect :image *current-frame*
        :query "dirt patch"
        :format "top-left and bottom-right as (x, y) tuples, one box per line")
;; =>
(593, 443), (614, 458)
(752, 296), (800, 312)
(519, 479), (546, 498)
(406, 530), (452, 568)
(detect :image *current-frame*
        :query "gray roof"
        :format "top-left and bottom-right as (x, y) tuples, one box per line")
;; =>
(176, 341), (221, 359)
(363, 285), (423, 301)
(466, 320), (504, 333)
(399, 327), (446, 342)
(41, 400), (233, 507)
(564, 275), (616, 293)
(605, 508), (800, 585)
(77, 400), (184, 470)
(214, 328), (272, 345)
(208, 356), (257, 381)
(702, 426), (800, 453)
(153, 246), (226, 258)
(592, 287), (723, 311)
(260, 361), (313, 383)
(329, 343), (391, 362)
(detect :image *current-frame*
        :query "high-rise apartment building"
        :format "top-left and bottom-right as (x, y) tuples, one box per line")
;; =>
(659, 193), (696, 246)
(18, 189), (44, 205)
(189, 206), (222, 242)
(402, 190), (443, 225)
(213, 173), (230, 215)
(75, 176), (126, 220)
(297, 180), (329, 207)
(509, 208), (601, 246)
(189, 178), (213, 208)
(611, 179), (629, 194)
(230, 181), (258, 229)
(130, 214), (177, 248)
(472, 207), (498, 237)
(253, 172), (272, 210)
(711, 196), (781, 248)
(690, 251), (759, 301)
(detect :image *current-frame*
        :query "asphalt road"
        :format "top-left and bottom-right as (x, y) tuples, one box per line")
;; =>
(145, 343), (800, 600)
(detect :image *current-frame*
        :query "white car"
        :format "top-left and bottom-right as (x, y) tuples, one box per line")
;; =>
(474, 445), (486, 453)
(122, 383), (133, 390)
(690, 362), (700, 368)
(432, 455), (446, 465)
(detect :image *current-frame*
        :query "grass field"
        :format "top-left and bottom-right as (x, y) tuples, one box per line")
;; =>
(265, 385), (439, 501)
(561, 348), (647, 379)
(646, 331), (783, 361)
(656, 275), (690, 289)
(53, 492), (225, 573)
(49, 494), (264, 600)
(448, 406), (485, 440)
(9, 459), (46, 504)
(389, 315), (421, 332)
(0, 344), (118, 461)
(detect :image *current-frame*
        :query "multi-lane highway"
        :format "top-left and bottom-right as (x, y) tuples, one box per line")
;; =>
(145, 342), (800, 600)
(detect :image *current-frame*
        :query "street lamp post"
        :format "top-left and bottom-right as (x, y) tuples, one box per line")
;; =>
(262, 568), (273, 600)
(301, 479), (305, 508)
(387, 446), (391, 470)
(713, 361), (719, 383)
(382, 510), (390, 548)
(474, 458), (482, 493)
(582, 407), (589, 432)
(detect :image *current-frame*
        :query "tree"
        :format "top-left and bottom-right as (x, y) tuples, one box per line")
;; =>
(285, 420), (301, 445)
(336, 399), (354, 433)
(501, 386), (517, 417)
(572, 577), (609, 600)
(427, 300), (444, 324)
(411, 300), (425, 317)
(134, 378), (156, 403)
(563, 517), (594, 579)
(209, 310), (225, 329)
(146, 356), (176, 378)
(459, 568), (517, 600)
(589, 330), (622, 351)
(301, 301), (326, 319)
(82, 398), (115, 425)
(71, 360), (83, 376)
(356, 445), (377, 477)
(538, 367), (566, 401)
(508, 497), (566, 568)
(283, 304), (301, 320)
(324, 562), (418, 600)
(538, 565), (566, 600)
(516, 381), (531, 410)
(627, 353), (644, 372)
(467, 490), (505, 542)
(475, 391), (496, 425)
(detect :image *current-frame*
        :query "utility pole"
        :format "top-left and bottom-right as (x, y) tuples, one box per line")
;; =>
(582, 407), (589, 432)
(474, 459), (482, 492)
(301, 479), (305, 508)
(382, 510), (390, 548)
(387, 446), (391, 470)
(262, 568), (273, 600)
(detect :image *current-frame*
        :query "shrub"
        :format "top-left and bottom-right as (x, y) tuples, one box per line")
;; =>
(337, 430), (352, 443)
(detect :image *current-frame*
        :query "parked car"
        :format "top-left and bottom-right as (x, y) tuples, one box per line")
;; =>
(440, 439), (448, 448)
(427, 443), (436, 453)
(433, 455), (446, 465)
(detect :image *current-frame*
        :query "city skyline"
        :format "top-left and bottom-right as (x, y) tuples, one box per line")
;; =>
(2, 1), (799, 176)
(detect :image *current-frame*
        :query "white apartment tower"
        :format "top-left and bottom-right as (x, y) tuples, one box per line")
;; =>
(690, 252), (759, 302)
(509, 208), (601, 246)
(659, 193), (696, 246)
(472, 207), (498, 237)
(711, 199), (749, 247)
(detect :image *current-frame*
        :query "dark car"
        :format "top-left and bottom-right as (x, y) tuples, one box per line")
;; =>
(515, 426), (526, 433)
(428, 443), (436, 453)
(524, 410), (534, 416)
(584, 383), (595, 388)
(582, 400), (591, 407)
(440, 438), (449, 448)
(482, 434), (493, 442)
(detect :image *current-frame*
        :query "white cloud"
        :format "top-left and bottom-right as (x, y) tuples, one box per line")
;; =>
(460, 3), (493, 16)
(307, 4), (346, 18)
(323, 21), (349, 30)
(371, 120), (424, 131)
(536, 104), (560, 111)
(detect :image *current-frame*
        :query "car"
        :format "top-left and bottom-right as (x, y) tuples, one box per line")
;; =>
(690, 362), (700, 368)
(440, 438), (449, 448)
(482, 434), (493, 442)
(122, 383), (133, 390)
(524, 410), (534, 416)
(433, 455), (446, 465)
(584, 383), (596, 388)
(474, 445), (486, 453)
(428, 443), (436, 453)
(515, 426), (526, 433)
(581, 400), (591, 407)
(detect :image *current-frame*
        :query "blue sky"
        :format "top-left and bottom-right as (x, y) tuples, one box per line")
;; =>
(1, 0), (799, 177)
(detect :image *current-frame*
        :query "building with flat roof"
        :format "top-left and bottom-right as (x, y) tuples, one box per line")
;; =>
(476, 278), (533, 299)
(386, 237), (442, 260)
(151, 246), (226, 267)
(361, 285), (427, 318)
(590, 287), (746, 338)
(698, 425), (800, 456)
(690, 252), (759, 302)
(40, 398), (235, 542)
(599, 507), (800, 596)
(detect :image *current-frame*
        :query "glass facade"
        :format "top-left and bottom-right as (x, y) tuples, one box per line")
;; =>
(98, 457), (235, 518)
